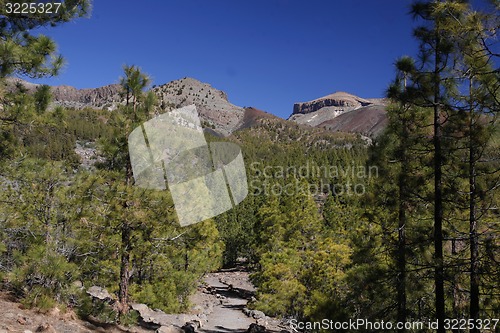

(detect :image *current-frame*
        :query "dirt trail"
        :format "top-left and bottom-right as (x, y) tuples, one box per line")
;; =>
(191, 270), (255, 332)
(0, 270), (285, 333)
(190, 270), (284, 333)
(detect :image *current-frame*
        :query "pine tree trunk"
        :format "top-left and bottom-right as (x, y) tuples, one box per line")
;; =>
(126, 154), (133, 186)
(184, 242), (189, 272)
(397, 115), (408, 331)
(397, 195), (407, 331)
(133, 95), (137, 120)
(469, 92), (479, 333)
(433, 30), (445, 333)
(433, 67), (445, 333)
(118, 221), (131, 314)
(118, 160), (134, 314)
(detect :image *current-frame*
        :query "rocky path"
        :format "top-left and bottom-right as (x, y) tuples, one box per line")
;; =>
(133, 268), (285, 332)
(193, 270), (258, 332)
(0, 270), (286, 333)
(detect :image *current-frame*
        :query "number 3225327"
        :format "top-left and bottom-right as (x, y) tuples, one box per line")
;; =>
(5, 2), (62, 14)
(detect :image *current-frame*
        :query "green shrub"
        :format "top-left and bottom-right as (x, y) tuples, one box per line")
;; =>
(77, 293), (117, 324)
(130, 280), (184, 313)
(9, 245), (80, 310)
(119, 310), (139, 326)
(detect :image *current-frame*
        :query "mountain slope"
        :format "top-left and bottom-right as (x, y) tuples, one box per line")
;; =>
(319, 104), (388, 137)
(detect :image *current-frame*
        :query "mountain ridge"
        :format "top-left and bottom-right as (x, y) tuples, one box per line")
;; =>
(5, 77), (123, 110)
(5, 77), (388, 137)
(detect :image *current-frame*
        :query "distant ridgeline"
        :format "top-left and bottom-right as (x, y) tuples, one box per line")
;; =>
(6, 77), (389, 138)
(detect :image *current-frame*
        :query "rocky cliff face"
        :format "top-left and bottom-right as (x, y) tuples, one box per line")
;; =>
(51, 84), (123, 109)
(50, 76), (248, 136)
(4, 77), (124, 110)
(292, 91), (372, 115)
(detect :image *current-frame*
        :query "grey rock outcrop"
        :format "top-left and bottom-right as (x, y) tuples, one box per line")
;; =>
(131, 303), (203, 329)
(243, 308), (265, 320)
(51, 84), (123, 109)
(4, 77), (123, 110)
(86, 286), (115, 302)
(6, 78), (125, 110)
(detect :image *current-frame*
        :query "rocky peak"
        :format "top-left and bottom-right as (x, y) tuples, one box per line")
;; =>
(153, 77), (232, 106)
(289, 91), (385, 127)
(152, 77), (244, 136)
(292, 91), (372, 115)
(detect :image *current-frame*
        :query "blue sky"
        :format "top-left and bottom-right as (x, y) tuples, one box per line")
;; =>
(31, 0), (418, 118)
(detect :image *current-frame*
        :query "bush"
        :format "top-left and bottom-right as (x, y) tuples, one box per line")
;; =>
(130, 280), (185, 313)
(119, 310), (139, 326)
(77, 293), (117, 324)
(20, 286), (57, 313)
(9, 245), (80, 310)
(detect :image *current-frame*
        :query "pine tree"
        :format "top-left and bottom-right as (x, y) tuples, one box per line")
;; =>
(252, 178), (353, 320)
(34, 84), (52, 114)
(387, 56), (415, 330)
(0, 0), (90, 79)
(409, 3), (461, 329)
(119, 64), (150, 118)
(0, 0), (90, 163)
(0, 159), (81, 309)
(391, 1), (499, 329)
(436, 3), (499, 327)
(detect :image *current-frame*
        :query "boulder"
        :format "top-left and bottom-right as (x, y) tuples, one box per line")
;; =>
(181, 323), (195, 333)
(72, 280), (84, 289)
(156, 326), (183, 333)
(86, 286), (114, 302)
(35, 323), (56, 333)
(247, 323), (266, 333)
(251, 310), (265, 319)
(131, 303), (198, 328)
(243, 308), (265, 320)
